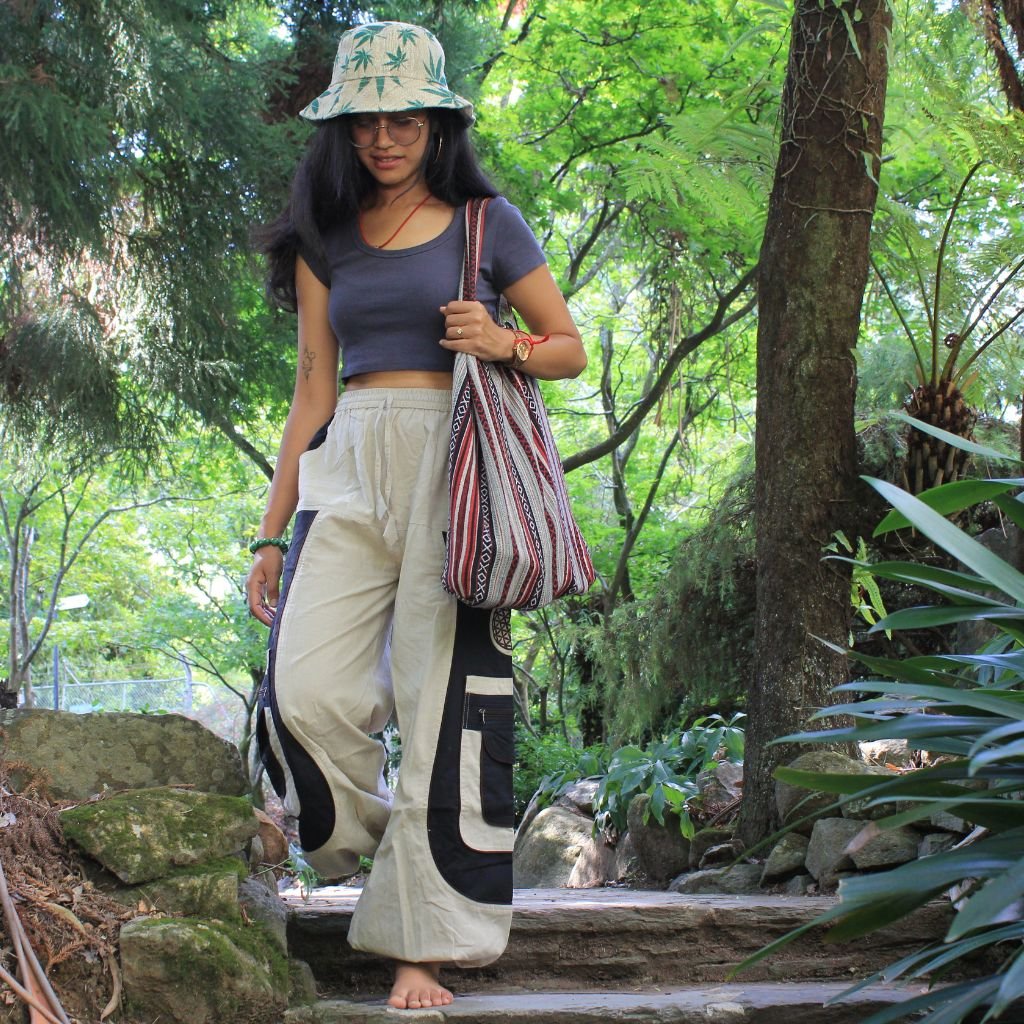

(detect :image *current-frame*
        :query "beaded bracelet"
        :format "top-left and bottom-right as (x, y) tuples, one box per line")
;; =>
(249, 537), (289, 555)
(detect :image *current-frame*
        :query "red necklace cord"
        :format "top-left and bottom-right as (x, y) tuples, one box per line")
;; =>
(359, 193), (433, 249)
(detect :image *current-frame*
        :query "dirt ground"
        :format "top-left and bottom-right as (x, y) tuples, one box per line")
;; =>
(0, 760), (138, 1023)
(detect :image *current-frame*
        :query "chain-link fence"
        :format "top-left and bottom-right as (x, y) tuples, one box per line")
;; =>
(27, 650), (248, 743)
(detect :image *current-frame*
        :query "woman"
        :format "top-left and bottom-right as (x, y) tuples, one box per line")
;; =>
(247, 22), (585, 1011)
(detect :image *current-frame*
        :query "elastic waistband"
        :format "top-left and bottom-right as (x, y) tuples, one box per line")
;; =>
(338, 387), (452, 412)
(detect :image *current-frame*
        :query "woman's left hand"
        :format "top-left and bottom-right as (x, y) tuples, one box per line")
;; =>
(439, 301), (512, 363)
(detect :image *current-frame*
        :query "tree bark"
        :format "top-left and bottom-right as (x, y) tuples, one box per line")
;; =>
(738, 0), (891, 845)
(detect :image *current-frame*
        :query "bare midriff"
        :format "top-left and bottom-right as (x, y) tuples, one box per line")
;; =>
(344, 370), (454, 391)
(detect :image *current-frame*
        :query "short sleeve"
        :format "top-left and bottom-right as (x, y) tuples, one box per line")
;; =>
(296, 237), (331, 289)
(481, 196), (547, 293)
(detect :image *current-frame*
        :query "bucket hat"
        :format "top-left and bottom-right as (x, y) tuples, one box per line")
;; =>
(299, 22), (474, 124)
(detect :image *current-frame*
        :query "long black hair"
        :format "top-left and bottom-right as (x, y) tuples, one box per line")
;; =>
(252, 108), (497, 311)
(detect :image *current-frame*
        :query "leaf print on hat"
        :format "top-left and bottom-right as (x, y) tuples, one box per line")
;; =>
(422, 86), (459, 104)
(351, 48), (373, 71)
(374, 75), (386, 99)
(384, 47), (407, 71)
(397, 26), (418, 44)
(424, 54), (446, 86)
(353, 24), (386, 45)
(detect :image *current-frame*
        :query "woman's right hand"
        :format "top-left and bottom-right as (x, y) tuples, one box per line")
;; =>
(246, 547), (285, 628)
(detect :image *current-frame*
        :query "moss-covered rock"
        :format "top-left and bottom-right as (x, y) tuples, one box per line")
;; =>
(106, 857), (247, 920)
(626, 794), (691, 883)
(60, 786), (258, 884)
(119, 916), (288, 1024)
(0, 710), (248, 800)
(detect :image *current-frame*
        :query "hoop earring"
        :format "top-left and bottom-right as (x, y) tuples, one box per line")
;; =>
(434, 134), (444, 162)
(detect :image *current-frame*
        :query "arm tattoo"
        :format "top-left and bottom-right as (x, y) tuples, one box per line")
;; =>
(301, 347), (316, 382)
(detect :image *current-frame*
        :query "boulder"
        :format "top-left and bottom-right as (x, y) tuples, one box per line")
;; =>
(513, 806), (594, 888)
(0, 710), (248, 800)
(627, 794), (691, 883)
(119, 917), (287, 1024)
(253, 808), (289, 870)
(783, 874), (814, 896)
(688, 827), (734, 870)
(805, 817), (864, 888)
(761, 833), (810, 883)
(858, 739), (910, 766)
(556, 778), (601, 817)
(849, 826), (920, 871)
(612, 831), (640, 880)
(776, 750), (890, 834)
(60, 786), (259, 884)
(566, 833), (618, 888)
(239, 876), (289, 952)
(114, 858), (246, 920)
(698, 841), (743, 870)
(668, 864), (762, 895)
(919, 832), (957, 859)
(697, 761), (743, 810)
(930, 810), (969, 834)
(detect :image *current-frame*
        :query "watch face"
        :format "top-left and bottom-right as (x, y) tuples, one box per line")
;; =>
(514, 339), (532, 363)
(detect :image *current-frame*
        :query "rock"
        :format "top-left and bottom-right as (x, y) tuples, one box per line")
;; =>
(668, 864), (762, 895)
(776, 750), (891, 835)
(514, 791), (543, 854)
(0, 710), (248, 800)
(627, 794), (691, 883)
(761, 833), (810, 883)
(513, 805), (594, 888)
(698, 841), (743, 870)
(119, 916), (287, 1024)
(697, 761), (743, 810)
(556, 778), (601, 817)
(612, 831), (640, 880)
(688, 827), (733, 870)
(288, 959), (317, 1007)
(858, 739), (910, 766)
(113, 858), (246, 919)
(850, 826), (920, 871)
(805, 817), (864, 888)
(239, 876), (289, 952)
(253, 808), (289, 870)
(566, 833), (617, 888)
(60, 786), (259, 884)
(783, 873), (814, 896)
(930, 810), (969, 833)
(919, 832), (957, 859)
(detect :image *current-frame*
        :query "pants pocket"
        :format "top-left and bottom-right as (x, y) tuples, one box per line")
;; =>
(459, 675), (515, 852)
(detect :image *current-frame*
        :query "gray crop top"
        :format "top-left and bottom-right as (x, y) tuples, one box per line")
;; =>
(299, 195), (546, 380)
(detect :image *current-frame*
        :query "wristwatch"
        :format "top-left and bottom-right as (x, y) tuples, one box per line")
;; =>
(510, 334), (533, 369)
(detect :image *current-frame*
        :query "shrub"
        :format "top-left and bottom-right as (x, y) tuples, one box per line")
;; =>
(745, 421), (1024, 1023)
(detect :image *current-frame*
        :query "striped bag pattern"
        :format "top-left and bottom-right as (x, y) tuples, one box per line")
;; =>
(442, 197), (596, 611)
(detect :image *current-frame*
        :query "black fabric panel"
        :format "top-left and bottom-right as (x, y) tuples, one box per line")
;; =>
(259, 509), (337, 852)
(464, 693), (514, 827)
(427, 603), (514, 905)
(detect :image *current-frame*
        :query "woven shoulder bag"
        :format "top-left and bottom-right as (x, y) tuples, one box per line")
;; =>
(442, 197), (596, 611)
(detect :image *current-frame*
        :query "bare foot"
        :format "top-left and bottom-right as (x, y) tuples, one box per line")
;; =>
(387, 961), (453, 1009)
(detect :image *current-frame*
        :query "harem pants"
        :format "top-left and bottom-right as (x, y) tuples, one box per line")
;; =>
(256, 388), (514, 967)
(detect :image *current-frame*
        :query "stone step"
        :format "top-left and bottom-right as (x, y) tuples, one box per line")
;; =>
(283, 982), (930, 1023)
(283, 886), (951, 996)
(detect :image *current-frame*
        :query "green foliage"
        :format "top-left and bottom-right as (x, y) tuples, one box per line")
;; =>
(586, 453), (755, 742)
(514, 729), (605, 822)
(746, 447), (1024, 1022)
(594, 713), (745, 838)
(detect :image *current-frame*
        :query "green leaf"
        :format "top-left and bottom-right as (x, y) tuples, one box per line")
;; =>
(873, 479), (1019, 534)
(867, 478), (1024, 603)
(872, 604), (1021, 631)
(890, 412), (1019, 462)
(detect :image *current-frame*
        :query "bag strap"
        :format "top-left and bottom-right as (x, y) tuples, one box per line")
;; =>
(461, 197), (490, 303)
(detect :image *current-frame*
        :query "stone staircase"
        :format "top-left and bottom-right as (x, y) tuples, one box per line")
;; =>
(279, 886), (963, 1022)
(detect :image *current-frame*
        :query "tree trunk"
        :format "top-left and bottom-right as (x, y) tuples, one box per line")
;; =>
(738, 0), (891, 845)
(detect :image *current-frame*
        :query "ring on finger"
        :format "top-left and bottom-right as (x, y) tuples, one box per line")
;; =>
(456, 327), (463, 337)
